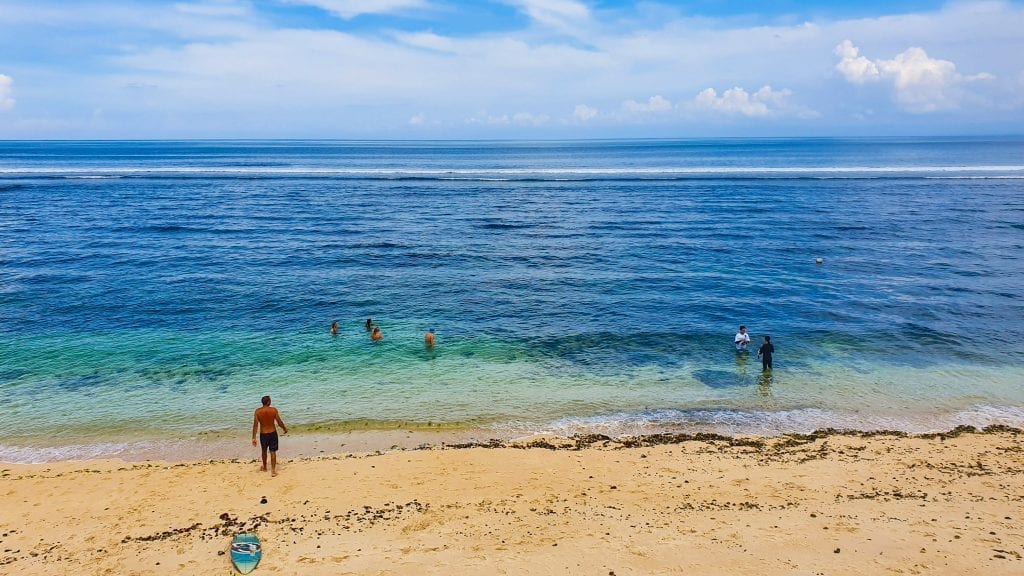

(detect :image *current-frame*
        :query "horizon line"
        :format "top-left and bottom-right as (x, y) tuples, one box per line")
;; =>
(2, 134), (1024, 144)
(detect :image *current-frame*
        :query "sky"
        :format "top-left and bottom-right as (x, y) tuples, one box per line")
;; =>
(0, 0), (1022, 138)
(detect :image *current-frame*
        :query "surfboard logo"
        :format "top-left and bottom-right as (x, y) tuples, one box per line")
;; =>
(230, 533), (262, 574)
(231, 542), (261, 555)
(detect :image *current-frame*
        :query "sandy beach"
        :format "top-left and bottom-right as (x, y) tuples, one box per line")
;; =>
(1, 426), (1021, 575)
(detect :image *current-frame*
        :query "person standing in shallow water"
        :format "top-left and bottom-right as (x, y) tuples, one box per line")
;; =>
(735, 325), (750, 351)
(424, 328), (435, 348)
(330, 321), (338, 336)
(365, 318), (374, 331)
(757, 335), (775, 371)
(252, 395), (288, 477)
(371, 326), (383, 341)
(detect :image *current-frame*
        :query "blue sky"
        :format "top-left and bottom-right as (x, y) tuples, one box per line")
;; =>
(0, 0), (1022, 138)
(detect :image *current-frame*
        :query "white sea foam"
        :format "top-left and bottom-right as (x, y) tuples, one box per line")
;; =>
(3, 406), (1022, 463)
(0, 440), (158, 464)
(0, 436), (259, 464)
(494, 405), (1024, 439)
(947, 405), (1024, 428)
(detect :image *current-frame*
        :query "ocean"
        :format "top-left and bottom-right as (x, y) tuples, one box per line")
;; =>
(2, 138), (1023, 462)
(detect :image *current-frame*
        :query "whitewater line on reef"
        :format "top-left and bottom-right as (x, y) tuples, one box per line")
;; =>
(2, 165), (1024, 177)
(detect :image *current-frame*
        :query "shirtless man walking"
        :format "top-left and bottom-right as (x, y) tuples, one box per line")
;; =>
(251, 395), (288, 476)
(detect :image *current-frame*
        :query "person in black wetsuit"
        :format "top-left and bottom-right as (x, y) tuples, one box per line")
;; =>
(757, 335), (774, 371)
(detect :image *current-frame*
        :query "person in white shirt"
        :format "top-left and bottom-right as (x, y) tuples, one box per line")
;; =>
(735, 325), (750, 351)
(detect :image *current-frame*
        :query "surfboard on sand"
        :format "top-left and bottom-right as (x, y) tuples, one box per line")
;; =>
(230, 533), (262, 574)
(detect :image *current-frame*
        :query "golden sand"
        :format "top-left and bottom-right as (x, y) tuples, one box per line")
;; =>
(1, 427), (1022, 575)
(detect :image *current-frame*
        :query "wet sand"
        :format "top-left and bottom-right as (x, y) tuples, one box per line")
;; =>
(1, 426), (1022, 575)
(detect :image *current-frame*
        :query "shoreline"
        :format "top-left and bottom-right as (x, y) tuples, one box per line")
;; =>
(3, 422), (1024, 465)
(2, 425), (1021, 574)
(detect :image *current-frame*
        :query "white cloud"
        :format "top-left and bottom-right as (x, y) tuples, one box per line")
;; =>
(834, 40), (879, 83)
(173, 1), (250, 18)
(512, 111), (549, 125)
(409, 113), (443, 127)
(286, 0), (427, 20)
(395, 31), (457, 53)
(623, 94), (672, 113)
(0, 2), (261, 42)
(693, 86), (794, 118)
(475, 111), (550, 126)
(573, 104), (598, 121)
(508, 0), (590, 34)
(0, 75), (14, 110)
(834, 40), (994, 113)
(1, 0), (1022, 137)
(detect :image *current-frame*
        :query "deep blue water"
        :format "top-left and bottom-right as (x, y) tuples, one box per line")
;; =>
(2, 138), (1023, 461)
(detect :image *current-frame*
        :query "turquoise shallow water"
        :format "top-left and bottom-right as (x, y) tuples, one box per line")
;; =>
(1, 138), (1023, 462)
